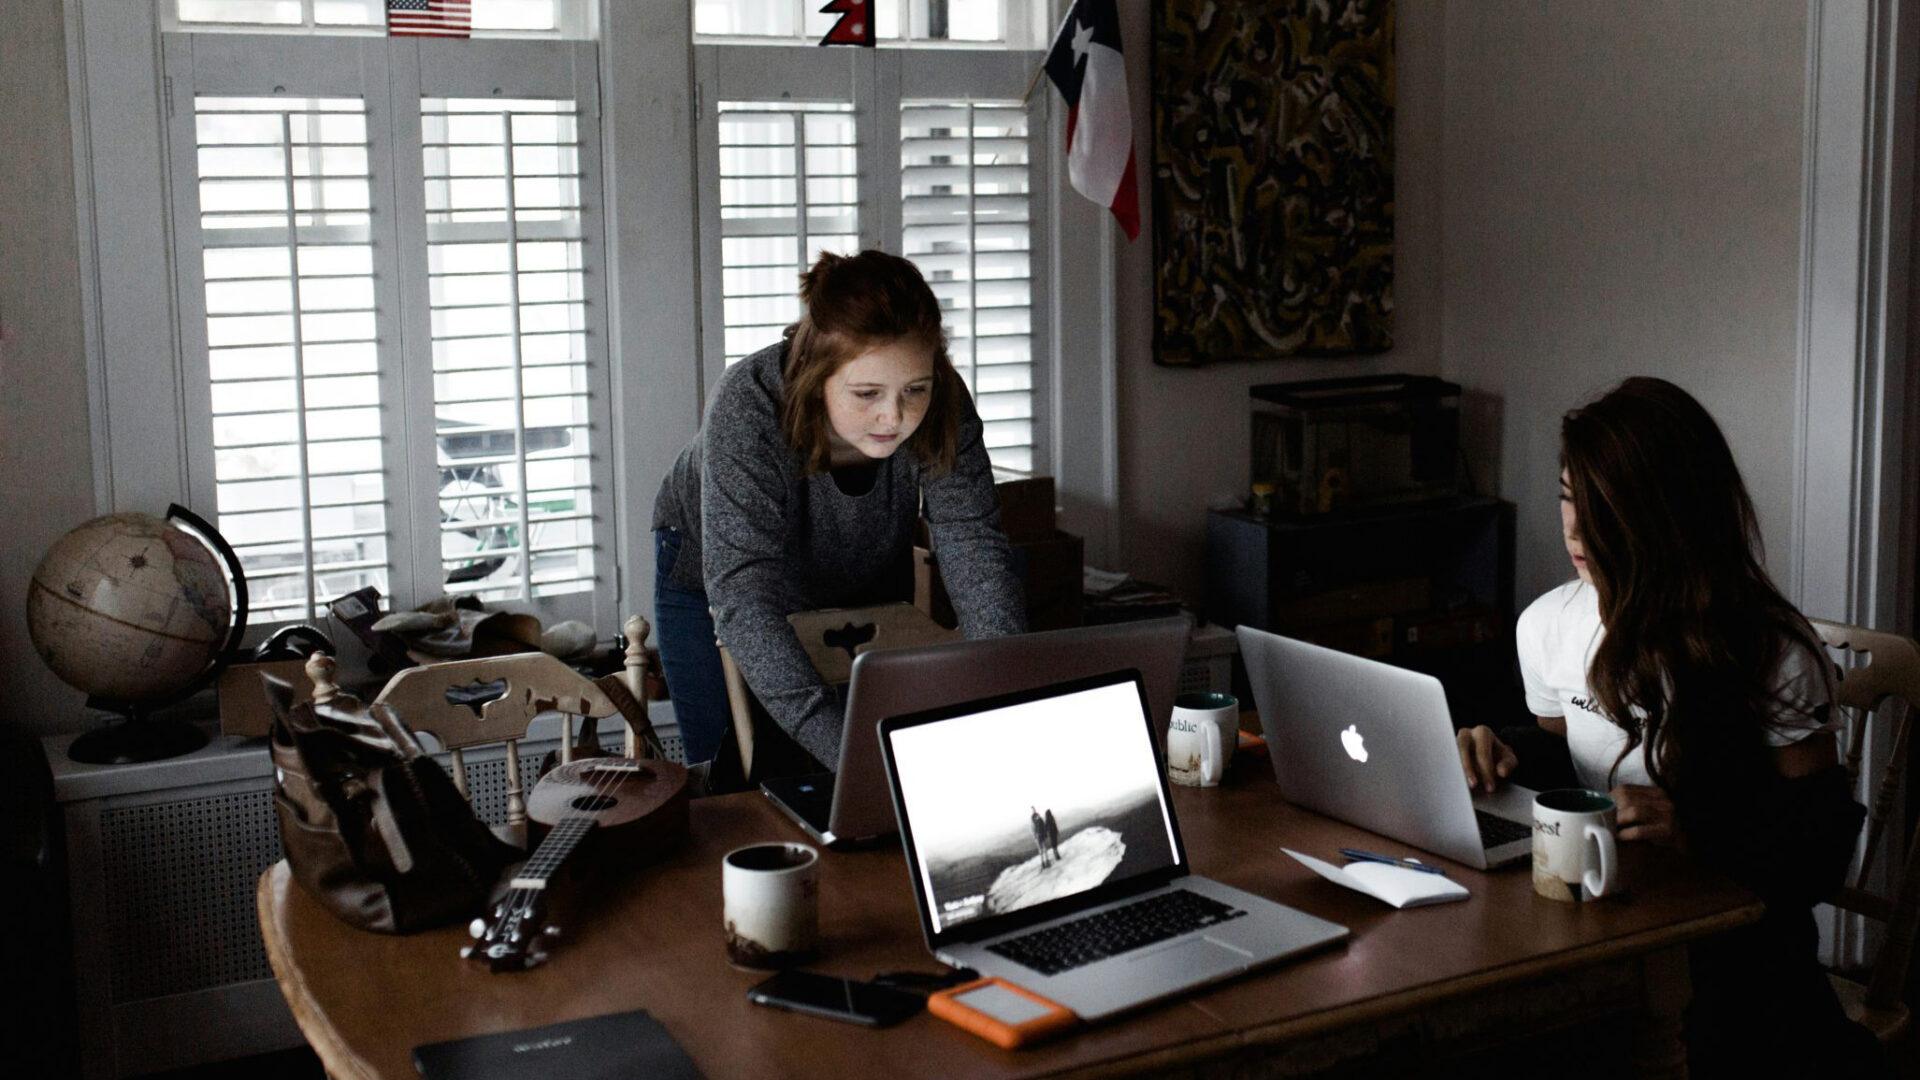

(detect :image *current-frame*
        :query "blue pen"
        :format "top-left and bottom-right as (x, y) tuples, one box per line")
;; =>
(1339, 847), (1449, 876)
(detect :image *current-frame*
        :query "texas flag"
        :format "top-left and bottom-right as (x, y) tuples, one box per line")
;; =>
(1043, 0), (1139, 240)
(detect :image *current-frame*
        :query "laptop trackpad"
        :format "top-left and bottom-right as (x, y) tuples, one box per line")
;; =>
(1126, 936), (1248, 976)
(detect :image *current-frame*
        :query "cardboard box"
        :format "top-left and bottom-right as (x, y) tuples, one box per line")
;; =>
(216, 659), (314, 738)
(917, 476), (1058, 548)
(993, 476), (1057, 542)
(916, 528), (1085, 633)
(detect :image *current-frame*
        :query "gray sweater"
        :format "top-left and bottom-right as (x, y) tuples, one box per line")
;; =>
(652, 342), (1026, 765)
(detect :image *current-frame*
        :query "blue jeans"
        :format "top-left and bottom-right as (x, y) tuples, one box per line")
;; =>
(653, 529), (729, 764)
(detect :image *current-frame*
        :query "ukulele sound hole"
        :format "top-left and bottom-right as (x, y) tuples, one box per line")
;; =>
(570, 794), (617, 812)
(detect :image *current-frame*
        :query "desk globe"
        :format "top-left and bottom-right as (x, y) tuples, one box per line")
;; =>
(26, 506), (248, 763)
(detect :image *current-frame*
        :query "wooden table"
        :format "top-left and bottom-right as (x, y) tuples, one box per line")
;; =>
(259, 753), (1760, 1079)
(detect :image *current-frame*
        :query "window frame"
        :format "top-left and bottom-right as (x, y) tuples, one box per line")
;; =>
(157, 27), (617, 631)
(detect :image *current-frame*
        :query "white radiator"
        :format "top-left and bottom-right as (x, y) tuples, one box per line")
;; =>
(49, 714), (684, 1078)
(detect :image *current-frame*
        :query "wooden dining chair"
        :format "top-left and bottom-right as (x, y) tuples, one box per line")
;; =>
(307, 615), (662, 848)
(1812, 618), (1920, 1045)
(709, 602), (958, 792)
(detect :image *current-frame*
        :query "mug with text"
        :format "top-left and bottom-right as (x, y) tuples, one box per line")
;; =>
(722, 841), (819, 968)
(1167, 692), (1237, 787)
(1532, 788), (1619, 902)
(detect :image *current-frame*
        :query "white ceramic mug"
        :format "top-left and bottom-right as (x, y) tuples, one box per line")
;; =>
(1532, 788), (1619, 902)
(1167, 692), (1237, 787)
(722, 841), (819, 968)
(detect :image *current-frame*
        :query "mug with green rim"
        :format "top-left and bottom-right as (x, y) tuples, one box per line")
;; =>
(1531, 788), (1620, 902)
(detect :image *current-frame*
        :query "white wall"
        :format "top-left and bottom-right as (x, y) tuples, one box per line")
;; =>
(0, 0), (97, 734)
(1108, 1), (1447, 604)
(1435, 1), (1812, 606)
(1105, 2), (1820, 611)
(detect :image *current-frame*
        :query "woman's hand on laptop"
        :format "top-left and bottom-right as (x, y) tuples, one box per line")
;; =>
(1610, 784), (1683, 848)
(1456, 726), (1517, 794)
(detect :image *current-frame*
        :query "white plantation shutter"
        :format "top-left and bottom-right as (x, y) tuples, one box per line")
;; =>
(418, 97), (598, 601)
(715, 102), (859, 364)
(187, 94), (391, 621)
(900, 101), (1033, 474)
(164, 33), (611, 628)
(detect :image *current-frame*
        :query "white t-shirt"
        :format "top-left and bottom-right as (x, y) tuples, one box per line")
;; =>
(1514, 580), (1833, 791)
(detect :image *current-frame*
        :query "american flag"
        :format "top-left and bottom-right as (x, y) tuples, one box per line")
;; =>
(387, 0), (472, 38)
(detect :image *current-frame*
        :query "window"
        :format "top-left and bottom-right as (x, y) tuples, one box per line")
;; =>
(694, 10), (1050, 474)
(188, 95), (388, 621)
(715, 103), (859, 364)
(164, 32), (611, 625)
(901, 100), (1033, 472)
(421, 97), (598, 601)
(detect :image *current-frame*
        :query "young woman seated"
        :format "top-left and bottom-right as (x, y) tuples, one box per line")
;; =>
(650, 250), (1025, 774)
(1455, 377), (1881, 1077)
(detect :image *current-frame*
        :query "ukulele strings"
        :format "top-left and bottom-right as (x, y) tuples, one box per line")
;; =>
(508, 756), (628, 916)
(497, 759), (626, 938)
(498, 746), (632, 936)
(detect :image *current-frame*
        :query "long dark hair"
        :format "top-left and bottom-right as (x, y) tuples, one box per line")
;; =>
(1561, 377), (1825, 794)
(780, 250), (966, 476)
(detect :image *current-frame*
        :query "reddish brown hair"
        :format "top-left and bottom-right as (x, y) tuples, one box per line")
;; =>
(780, 250), (965, 475)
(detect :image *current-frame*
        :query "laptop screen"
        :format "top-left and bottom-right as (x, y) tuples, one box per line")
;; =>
(886, 674), (1182, 936)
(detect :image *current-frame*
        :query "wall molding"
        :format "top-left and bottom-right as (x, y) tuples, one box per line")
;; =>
(1794, 0), (1916, 967)
(1793, 0), (1915, 633)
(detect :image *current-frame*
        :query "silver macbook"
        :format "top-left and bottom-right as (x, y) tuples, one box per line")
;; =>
(877, 669), (1348, 1020)
(762, 617), (1190, 848)
(1236, 626), (1537, 870)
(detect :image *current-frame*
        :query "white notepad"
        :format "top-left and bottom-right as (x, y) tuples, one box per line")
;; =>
(1284, 848), (1470, 909)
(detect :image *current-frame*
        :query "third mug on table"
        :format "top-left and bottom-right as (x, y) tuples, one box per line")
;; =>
(1532, 788), (1620, 902)
(1167, 692), (1238, 788)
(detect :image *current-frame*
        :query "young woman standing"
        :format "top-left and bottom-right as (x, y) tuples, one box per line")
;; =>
(1456, 377), (1880, 1076)
(651, 250), (1025, 770)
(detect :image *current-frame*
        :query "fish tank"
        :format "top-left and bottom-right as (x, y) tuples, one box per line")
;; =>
(1250, 375), (1463, 517)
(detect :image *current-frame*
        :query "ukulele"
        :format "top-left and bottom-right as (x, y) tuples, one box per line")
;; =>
(463, 755), (689, 971)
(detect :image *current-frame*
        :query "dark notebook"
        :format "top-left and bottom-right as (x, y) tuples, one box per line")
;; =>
(413, 1009), (703, 1080)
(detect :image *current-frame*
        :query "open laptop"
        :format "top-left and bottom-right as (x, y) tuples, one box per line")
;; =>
(762, 617), (1190, 848)
(876, 669), (1349, 1020)
(1236, 626), (1537, 870)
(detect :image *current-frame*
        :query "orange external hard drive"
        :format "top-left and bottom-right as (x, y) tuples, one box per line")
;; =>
(926, 977), (1078, 1049)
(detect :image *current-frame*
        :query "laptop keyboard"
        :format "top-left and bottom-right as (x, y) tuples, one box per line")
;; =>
(986, 889), (1247, 977)
(1476, 809), (1532, 849)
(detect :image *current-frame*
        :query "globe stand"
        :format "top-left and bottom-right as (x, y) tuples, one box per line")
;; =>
(68, 703), (209, 765)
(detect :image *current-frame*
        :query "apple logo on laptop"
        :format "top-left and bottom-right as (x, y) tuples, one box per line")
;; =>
(1340, 724), (1368, 763)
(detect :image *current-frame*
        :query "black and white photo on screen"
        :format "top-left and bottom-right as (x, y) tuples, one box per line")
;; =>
(889, 680), (1179, 933)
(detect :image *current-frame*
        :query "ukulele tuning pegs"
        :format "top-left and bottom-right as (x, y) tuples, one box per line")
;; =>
(459, 945), (475, 959)
(468, 918), (487, 939)
(542, 925), (561, 939)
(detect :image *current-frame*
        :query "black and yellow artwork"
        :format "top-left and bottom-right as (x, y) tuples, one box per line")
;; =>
(1152, 1), (1395, 365)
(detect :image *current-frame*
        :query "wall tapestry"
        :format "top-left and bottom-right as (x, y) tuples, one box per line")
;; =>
(1152, 1), (1395, 365)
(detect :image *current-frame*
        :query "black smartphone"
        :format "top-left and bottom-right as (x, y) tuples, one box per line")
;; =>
(746, 970), (924, 1027)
